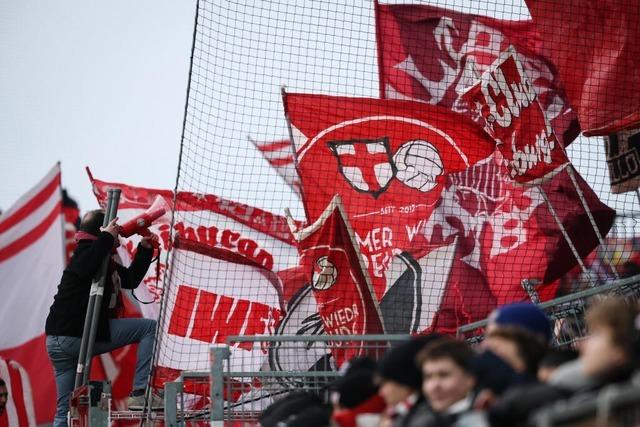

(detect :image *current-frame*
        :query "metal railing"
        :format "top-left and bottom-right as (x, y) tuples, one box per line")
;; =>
(531, 377), (640, 427)
(457, 274), (640, 347)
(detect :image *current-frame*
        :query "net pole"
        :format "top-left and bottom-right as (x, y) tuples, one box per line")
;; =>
(74, 188), (121, 388)
(539, 186), (596, 287)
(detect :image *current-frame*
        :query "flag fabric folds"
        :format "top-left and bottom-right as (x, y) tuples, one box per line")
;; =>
(292, 195), (385, 366)
(524, 0), (640, 136)
(283, 92), (495, 299)
(375, 1), (579, 145)
(0, 164), (64, 424)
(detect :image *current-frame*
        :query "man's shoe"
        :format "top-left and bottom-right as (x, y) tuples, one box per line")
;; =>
(127, 392), (164, 411)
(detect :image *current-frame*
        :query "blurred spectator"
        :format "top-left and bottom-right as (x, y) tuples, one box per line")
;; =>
(330, 357), (386, 427)
(537, 349), (578, 383)
(482, 302), (551, 379)
(488, 296), (640, 426)
(259, 391), (326, 427)
(415, 338), (488, 426)
(376, 334), (440, 427)
(276, 405), (331, 427)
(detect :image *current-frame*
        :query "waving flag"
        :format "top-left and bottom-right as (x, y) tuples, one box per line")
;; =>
(461, 48), (569, 183)
(525, 0), (640, 136)
(422, 155), (615, 304)
(283, 92), (494, 298)
(0, 358), (36, 427)
(0, 164), (64, 424)
(88, 170), (299, 319)
(155, 237), (283, 386)
(250, 137), (302, 197)
(375, 1), (579, 145)
(292, 195), (385, 366)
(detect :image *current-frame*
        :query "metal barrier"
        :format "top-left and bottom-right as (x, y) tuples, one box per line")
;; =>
(457, 274), (640, 347)
(160, 334), (408, 425)
(222, 334), (408, 423)
(531, 378), (640, 427)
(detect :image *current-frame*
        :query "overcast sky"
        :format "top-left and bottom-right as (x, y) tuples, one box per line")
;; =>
(0, 1), (196, 212)
(1, 0), (637, 231)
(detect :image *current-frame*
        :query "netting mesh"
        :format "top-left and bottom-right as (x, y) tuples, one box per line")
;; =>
(151, 0), (640, 395)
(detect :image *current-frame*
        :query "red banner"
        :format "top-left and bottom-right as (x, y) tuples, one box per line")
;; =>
(284, 92), (494, 298)
(375, 1), (579, 145)
(525, 0), (640, 136)
(294, 196), (385, 366)
(461, 48), (569, 183)
(423, 155), (615, 303)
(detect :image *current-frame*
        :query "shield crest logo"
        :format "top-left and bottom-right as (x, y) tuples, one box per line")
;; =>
(327, 137), (397, 198)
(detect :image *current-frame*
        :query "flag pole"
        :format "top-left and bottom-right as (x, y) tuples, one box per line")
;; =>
(539, 187), (596, 287)
(74, 188), (121, 388)
(564, 164), (619, 279)
(281, 85), (311, 223)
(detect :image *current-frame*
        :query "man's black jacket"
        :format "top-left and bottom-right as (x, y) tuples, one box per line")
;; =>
(45, 232), (153, 341)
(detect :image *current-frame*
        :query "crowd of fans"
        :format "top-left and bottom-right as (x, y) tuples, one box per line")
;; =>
(258, 296), (640, 427)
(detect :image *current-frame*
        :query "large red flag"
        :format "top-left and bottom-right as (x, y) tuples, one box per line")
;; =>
(293, 195), (385, 367)
(283, 93), (494, 298)
(460, 48), (569, 183)
(375, 2), (579, 145)
(422, 154), (615, 304)
(0, 164), (64, 424)
(250, 137), (303, 197)
(525, 0), (640, 136)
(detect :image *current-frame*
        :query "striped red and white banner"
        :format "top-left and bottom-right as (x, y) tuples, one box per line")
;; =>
(249, 137), (302, 197)
(0, 163), (64, 424)
(0, 358), (36, 427)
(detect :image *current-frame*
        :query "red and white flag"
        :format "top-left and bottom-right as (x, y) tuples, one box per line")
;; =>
(460, 48), (569, 183)
(283, 92), (494, 298)
(525, 0), (640, 136)
(0, 164), (64, 424)
(250, 137), (302, 197)
(422, 154), (615, 304)
(88, 170), (300, 319)
(292, 195), (385, 367)
(375, 1), (579, 146)
(0, 358), (36, 427)
(155, 237), (283, 384)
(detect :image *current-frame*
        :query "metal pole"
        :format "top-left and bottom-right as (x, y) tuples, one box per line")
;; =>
(74, 189), (121, 388)
(566, 165), (619, 279)
(539, 187), (596, 287)
(210, 345), (230, 424)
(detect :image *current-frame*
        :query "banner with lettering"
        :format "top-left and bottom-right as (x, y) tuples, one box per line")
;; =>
(460, 47), (569, 183)
(604, 126), (640, 194)
(88, 169), (299, 319)
(155, 237), (283, 377)
(283, 92), (494, 299)
(293, 195), (385, 367)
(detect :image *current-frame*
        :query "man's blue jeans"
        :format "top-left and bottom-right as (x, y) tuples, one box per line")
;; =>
(46, 318), (156, 427)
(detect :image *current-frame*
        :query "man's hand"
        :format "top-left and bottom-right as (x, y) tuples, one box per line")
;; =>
(101, 217), (119, 239)
(140, 233), (160, 249)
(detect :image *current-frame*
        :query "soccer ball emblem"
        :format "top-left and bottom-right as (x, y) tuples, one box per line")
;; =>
(312, 256), (338, 290)
(393, 140), (443, 192)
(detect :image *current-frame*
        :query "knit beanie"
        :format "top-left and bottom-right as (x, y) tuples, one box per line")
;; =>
(377, 334), (441, 389)
(489, 302), (552, 343)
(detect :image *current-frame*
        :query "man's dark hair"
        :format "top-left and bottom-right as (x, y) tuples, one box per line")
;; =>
(415, 337), (474, 374)
(487, 327), (547, 375)
(78, 209), (105, 236)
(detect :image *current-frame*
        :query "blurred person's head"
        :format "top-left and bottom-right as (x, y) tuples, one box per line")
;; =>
(537, 349), (579, 383)
(581, 297), (639, 379)
(0, 379), (7, 416)
(78, 209), (105, 236)
(259, 392), (324, 427)
(330, 357), (378, 411)
(376, 334), (441, 406)
(487, 302), (552, 345)
(483, 327), (547, 375)
(416, 338), (475, 413)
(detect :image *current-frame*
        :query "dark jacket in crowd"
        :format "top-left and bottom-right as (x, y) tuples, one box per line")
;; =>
(45, 232), (153, 341)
